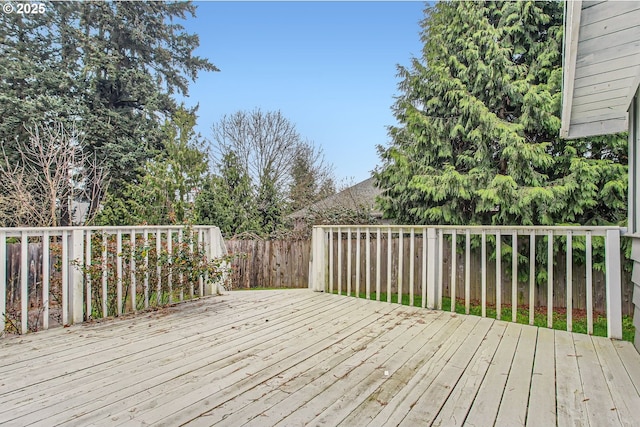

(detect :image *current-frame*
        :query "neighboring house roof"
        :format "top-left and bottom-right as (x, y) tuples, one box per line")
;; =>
(560, 0), (640, 139)
(288, 177), (383, 219)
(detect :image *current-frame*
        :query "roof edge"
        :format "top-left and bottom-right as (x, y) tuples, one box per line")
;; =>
(560, 0), (583, 139)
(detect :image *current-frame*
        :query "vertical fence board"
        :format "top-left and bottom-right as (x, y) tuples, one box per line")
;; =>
(530, 232), (535, 325)
(168, 231), (173, 303)
(356, 228), (361, 296)
(116, 231), (122, 316)
(376, 228), (381, 301)
(481, 230), (487, 318)
(101, 233), (107, 318)
(42, 232), (49, 330)
(437, 229), (443, 310)
(62, 231), (69, 324)
(198, 230), (204, 297)
(586, 232), (593, 335)
(189, 231), (194, 299)
(157, 231), (162, 303)
(85, 231), (92, 320)
(422, 229), (427, 309)
(409, 228), (415, 306)
(567, 232), (573, 332)
(347, 228), (352, 296)
(144, 230), (150, 307)
(496, 231), (501, 320)
(328, 229), (334, 294)
(20, 232), (28, 334)
(338, 229), (342, 294)
(130, 230), (136, 313)
(512, 232), (517, 323)
(398, 228), (403, 304)
(451, 231), (457, 312)
(387, 228), (392, 302)
(365, 228), (371, 299)
(465, 230), (471, 314)
(547, 232), (554, 329)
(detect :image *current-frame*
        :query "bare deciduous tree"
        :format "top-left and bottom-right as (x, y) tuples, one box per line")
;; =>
(0, 122), (107, 227)
(211, 108), (333, 200)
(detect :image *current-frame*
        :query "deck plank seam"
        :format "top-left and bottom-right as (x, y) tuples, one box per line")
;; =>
(59, 298), (403, 426)
(8, 296), (370, 426)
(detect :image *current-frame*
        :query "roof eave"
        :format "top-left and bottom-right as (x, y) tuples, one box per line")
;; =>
(560, 0), (582, 139)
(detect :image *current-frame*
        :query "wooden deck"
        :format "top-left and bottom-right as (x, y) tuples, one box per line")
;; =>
(1, 289), (639, 427)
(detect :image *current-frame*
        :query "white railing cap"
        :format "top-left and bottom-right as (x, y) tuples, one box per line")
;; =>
(313, 224), (623, 237)
(0, 225), (220, 238)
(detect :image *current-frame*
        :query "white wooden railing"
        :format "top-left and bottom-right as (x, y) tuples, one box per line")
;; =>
(310, 225), (624, 339)
(0, 226), (226, 336)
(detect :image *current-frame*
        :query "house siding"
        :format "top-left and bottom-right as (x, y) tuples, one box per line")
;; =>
(632, 238), (640, 350)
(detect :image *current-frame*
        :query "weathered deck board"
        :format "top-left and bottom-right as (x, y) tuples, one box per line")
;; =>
(32, 295), (360, 426)
(526, 327), (557, 427)
(555, 330), (589, 426)
(494, 325), (537, 426)
(396, 317), (494, 426)
(430, 320), (506, 427)
(590, 337), (639, 427)
(368, 315), (477, 426)
(573, 333), (622, 426)
(0, 289), (639, 427)
(463, 321), (521, 426)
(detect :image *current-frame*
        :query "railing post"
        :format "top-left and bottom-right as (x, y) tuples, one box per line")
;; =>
(426, 228), (438, 309)
(310, 227), (326, 292)
(329, 227), (334, 294)
(85, 231), (92, 320)
(205, 227), (215, 295)
(605, 228), (623, 339)
(69, 229), (85, 324)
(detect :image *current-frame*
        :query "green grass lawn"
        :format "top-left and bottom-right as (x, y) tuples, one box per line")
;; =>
(333, 290), (635, 343)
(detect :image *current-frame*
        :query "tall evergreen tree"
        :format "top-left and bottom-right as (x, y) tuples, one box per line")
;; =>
(93, 107), (209, 226)
(288, 143), (335, 212)
(375, 1), (627, 226)
(0, 1), (217, 218)
(256, 168), (283, 235)
(195, 151), (260, 236)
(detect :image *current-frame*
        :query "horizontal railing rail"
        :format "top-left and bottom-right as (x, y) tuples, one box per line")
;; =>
(310, 225), (624, 339)
(1, 226), (227, 337)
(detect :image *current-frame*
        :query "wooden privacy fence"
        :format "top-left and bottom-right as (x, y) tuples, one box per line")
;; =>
(310, 225), (627, 339)
(226, 239), (311, 289)
(1, 226), (227, 336)
(226, 235), (633, 316)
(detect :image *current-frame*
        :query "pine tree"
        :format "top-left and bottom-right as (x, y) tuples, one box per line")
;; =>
(94, 107), (209, 225)
(256, 169), (283, 235)
(375, 1), (627, 227)
(195, 151), (260, 236)
(288, 143), (335, 212)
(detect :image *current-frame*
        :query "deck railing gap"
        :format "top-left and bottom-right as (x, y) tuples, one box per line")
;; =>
(1, 225), (227, 337)
(310, 224), (626, 339)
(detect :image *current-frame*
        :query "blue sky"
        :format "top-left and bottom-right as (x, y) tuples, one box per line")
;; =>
(179, 1), (426, 185)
